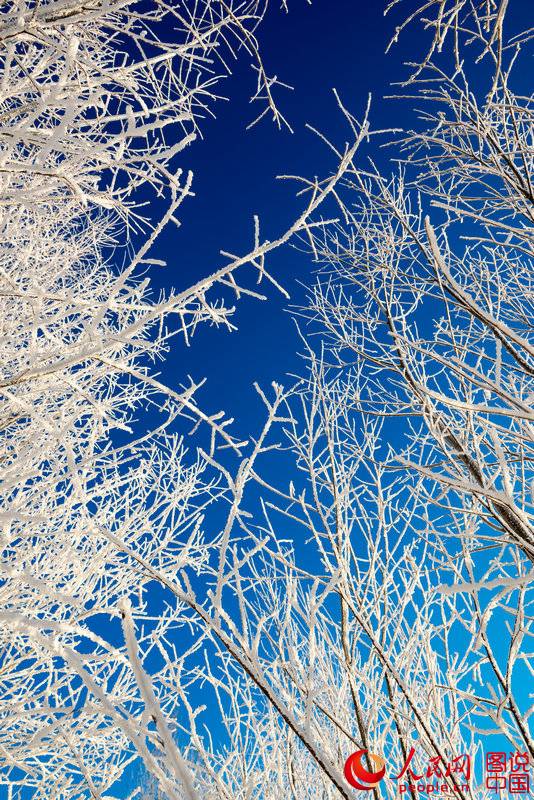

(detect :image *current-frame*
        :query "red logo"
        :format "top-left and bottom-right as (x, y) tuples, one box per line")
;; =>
(344, 749), (386, 790)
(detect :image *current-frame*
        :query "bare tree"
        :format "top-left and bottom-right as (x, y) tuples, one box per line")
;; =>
(107, 1), (533, 795)
(89, 360), (527, 800)
(1, 0), (531, 798)
(302, 0), (533, 561)
(0, 0), (352, 796)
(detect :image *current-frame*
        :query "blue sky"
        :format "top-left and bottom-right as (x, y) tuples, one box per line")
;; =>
(143, 0), (529, 437)
(145, 0), (411, 432)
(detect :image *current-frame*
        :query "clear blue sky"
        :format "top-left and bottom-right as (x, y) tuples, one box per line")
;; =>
(144, 0), (530, 438)
(146, 0), (413, 432)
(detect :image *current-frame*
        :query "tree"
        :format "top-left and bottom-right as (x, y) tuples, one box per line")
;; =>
(1, 0), (531, 798)
(115, 2), (532, 796)
(0, 0), (350, 796)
